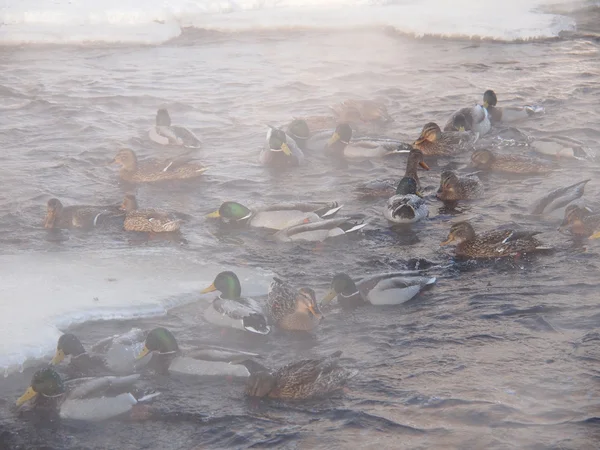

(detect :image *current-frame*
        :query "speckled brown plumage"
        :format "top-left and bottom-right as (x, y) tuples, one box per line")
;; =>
(266, 278), (322, 332)
(413, 122), (477, 156)
(471, 149), (553, 174)
(120, 195), (180, 233)
(436, 170), (484, 202)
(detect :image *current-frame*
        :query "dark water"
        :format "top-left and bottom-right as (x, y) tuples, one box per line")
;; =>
(1, 12), (600, 450)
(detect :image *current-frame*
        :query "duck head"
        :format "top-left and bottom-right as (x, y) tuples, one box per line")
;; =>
(201, 271), (242, 300)
(295, 287), (322, 321)
(441, 221), (476, 246)
(51, 333), (86, 365)
(322, 273), (360, 305)
(44, 198), (64, 229)
(136, 327), (179, 359)
(112, 148), (138, 171)
(437, 170), (460, 198)
(414, 122), (442, 146)
(471, 149), (495, 169)
(406, 149), (430, 174)
(156, 108), (172, 127)
(120, 194), (138, 212)
(286, 119), (310, 149)
(267, 127), (292, 156)
(206, 201), (252, 221)
(16, 368), (65, 407)
(483, 90), (498, 109)
(327, 123), (353, 151)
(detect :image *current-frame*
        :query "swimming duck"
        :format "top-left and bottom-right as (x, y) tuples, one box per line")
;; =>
(330, 99), (393, 124)
(135, 327), (257, 377)
(530, 179), (590, 215)
(44, 198), (123, 230)
(471, 149), (553, 175)
(241, 350), (357, 400)
(355, 148), (430, 199)
(384, 177), (429, 224)
(437, 170), (484, 202)
(440, 221), (550, 258)
(112, 148), (208, 184)
(15, 368), (155, 422)
(444, 104), (491, 136)
(259, 126), (304, 167)
(206, 201), (342, 231)
(413, 122), (478, 156)
(482, 90), (545, 125)
(325, 123), (412, 159)
(120, 195), (181, 233)
(265, 278), (322, 332)
(274, 217), (367, 242)
(285, 119), (312, 150)
(321, 272), (436, 309)
(559, 205), (600, 238)
(531, 137), (595, 161)
(148, 108), (202, 148)
(200, 271), (271, 335)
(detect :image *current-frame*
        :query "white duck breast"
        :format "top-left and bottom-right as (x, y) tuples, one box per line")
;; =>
(384, 194), (429, 224)
(357, 274), (437, 306)
(469, 105), (491, 136)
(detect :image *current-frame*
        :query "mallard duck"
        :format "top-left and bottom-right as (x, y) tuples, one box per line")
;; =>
(471, 149), (553, 175)
(384, 177), (429, 224)
(135, 327), (257, 377)
(413, 122), (478, 156)
(440, 221), (551, 258)
(531, 137), (595, 161)
(321, 272), (436, 309)
(200, 271), (271, 335)
(355, 148), (430, 199)
(325, 123), (412, 159)
(285, 119), (312, 150)
(274, 217), (367, 242)
(265, 278), (322, 332)
(148, 108), (202, 148)
(206, 201), (342, 230)
(530, 179), (590, 215)
(330, 99), (393, 124)
(43, 198), (122, 230)
(437, 170), (484, 202)
(444, 104), (491, 136)
(482, 90), (544, 125)
(120, 195), (180, 233)
(558, 204), (600, 238)
(241, 350), (357, 400)
(112, 148), (208, 183)
(259, 126), (304, 167)
(15, 368), (155, 421)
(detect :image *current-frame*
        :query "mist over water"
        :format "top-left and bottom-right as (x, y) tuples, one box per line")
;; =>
(1, 0), (600, 448)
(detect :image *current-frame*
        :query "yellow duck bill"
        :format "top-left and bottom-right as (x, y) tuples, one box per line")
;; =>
(281, 143), (292, 156)
(200, 283), (217, 294)
(16, 386), (38, 407)
(321, 289), (337, 304)
(136, 346), (151, 360)
(50, 349), (65, 365)
(327, 132), (340, 146)
(206, 210), (221, 218)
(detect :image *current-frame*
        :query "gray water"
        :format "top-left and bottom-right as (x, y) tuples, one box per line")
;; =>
(1, 17), (600, 450)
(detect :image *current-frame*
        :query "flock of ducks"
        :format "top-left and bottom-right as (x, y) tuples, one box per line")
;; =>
(22, 90), (598, 423)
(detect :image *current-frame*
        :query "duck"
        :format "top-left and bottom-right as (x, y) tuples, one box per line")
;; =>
(321, 272), (436, 309)
(259, 126), (304, 167)
(482, 90), (545, 125)
(240, 350), (357, 400)
(384, 177), (429, 224)
(43, 198), (123, 230)
(440, 221), (551, 258)
(285, 119), (312, 150)
(444, 104), (491, 136)
(112, 148), (208, 184)
(437, 170), (484, 202)
(413, 122), (478, 156)
(330, 99), (393, 124)
(274, 217), (367, 242)
(471, 149), (553, 175)
(200, 271), (271, 335)
(120, 195), (181, 233)
(530, 136), (595, 161)
(206, 201), (342, 231)
(355, 148), (430, 199)
(148, 108), (202, 148)
(559, 205), (600, 238)
(265, 278), (322, 332)
(530, 179), (590, 215)
(135, 327), (257, 377)
(324, 123), (412, 160)
(15, 368), (156, 422)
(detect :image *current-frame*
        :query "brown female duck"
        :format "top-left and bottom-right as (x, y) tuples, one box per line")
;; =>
(413, 122), (478, 156)
(112, 148), (208, 183)
(471, 149), (553, 175)
(265, 278), (322, 332)
(120, 195), (181, 233)
(330, 99), (393, 124)
(437, 170), (484, 202)
(44, 198), (122, 229)
(441, 221), (550, 258)
(559, 204), (600, 238)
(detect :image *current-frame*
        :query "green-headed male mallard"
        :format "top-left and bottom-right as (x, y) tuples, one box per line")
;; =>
(120, 195), (180, 233)
(148, 108), (202, 148)
(200, 271), (271, 335)
(135, 327), (257, 377)
(207, 201), (342, 231)
(482, 90), (545, 125)
(384, 177), (429, 224)
(530, 179), (590, 215)
(266, 278), (322, 332)
(15, 368), (155, 421)
(558, 204), (600, 238)
(240, 350), (357, 400)
(325, 123), (412, 160)
(274, 217), (367, 242)
(44, 198), (123, 230)
(413, 122), (478, 157)
(436, 170), (484, 202)
(112, 148), (208, 184)
(444, 104), (491, 136)
(259, 126), (304, 168)
(471, 149), (553, 175)
(440, 221), (551, 258)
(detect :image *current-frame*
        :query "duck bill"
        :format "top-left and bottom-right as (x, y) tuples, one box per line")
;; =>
(44, 210), (56, 229)
(281, 143), (292, 156)
(16, 386), (38, 407)
(200, 283), (217, 294)
(458, 126), (465, 132)
(50, 349), (65, 365)
(308, 304), (323, 320)
(589, 231), (600, 240)
(136, 346), (151, 360)
(321, 289), (337, 304)
(483, 101), (489, 109)
(440, 236), (454, 246)
(206, 210), (221, 218)
(327, 132), (340, 146)
(419, 161), (430, 170)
